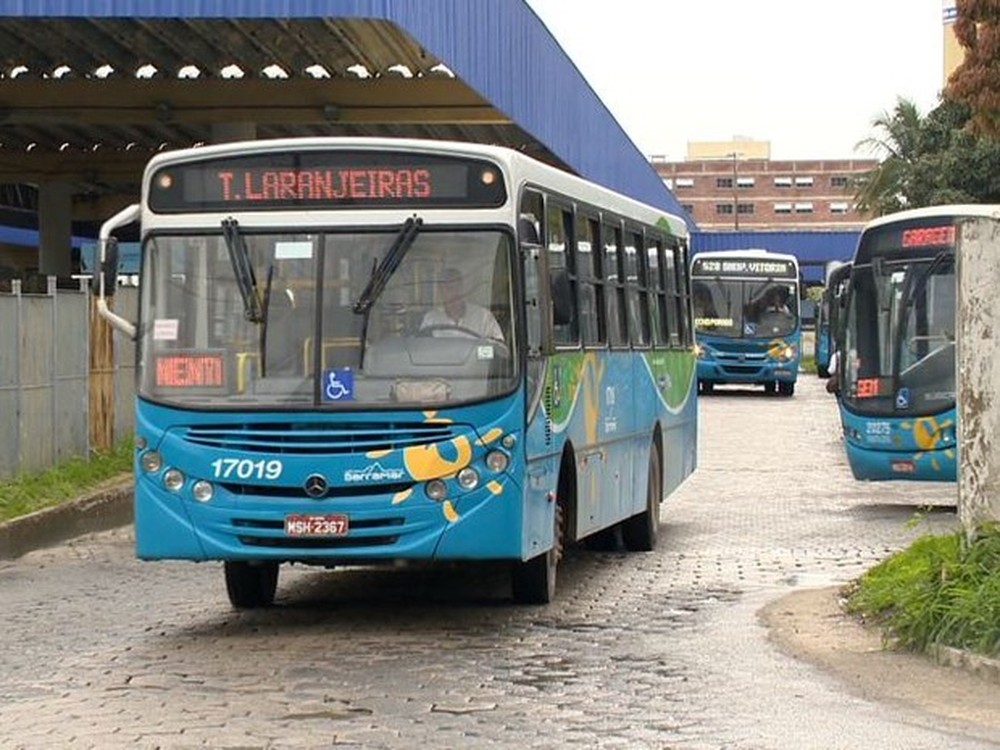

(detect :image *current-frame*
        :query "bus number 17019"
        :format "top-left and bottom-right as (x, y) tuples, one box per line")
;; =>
(210, 458), (284, 480)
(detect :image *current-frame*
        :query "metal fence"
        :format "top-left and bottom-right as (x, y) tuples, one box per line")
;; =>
(0, 278), (136, 479)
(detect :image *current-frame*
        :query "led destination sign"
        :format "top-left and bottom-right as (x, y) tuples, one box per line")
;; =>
(691, 257), (797, 279)
(150, 151), (507, 212)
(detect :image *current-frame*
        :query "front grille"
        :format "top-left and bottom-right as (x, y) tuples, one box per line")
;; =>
(220, 481), (414, 499)
(181, 421), (457, 455)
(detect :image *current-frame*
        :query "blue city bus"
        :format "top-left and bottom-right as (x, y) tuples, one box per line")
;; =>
(815, 261), (851, 378)
(95, 137), (698, 607)
(690, 249), (801, 396)
(836, 205), (994, 481)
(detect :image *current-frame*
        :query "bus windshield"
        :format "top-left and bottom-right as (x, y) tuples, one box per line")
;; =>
(139, 227), (517, 408)
(692, 278), (799, 338)
(842, 254), (955, 416)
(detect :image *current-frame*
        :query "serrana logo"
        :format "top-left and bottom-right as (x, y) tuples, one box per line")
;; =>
(344, 462), (406, 483)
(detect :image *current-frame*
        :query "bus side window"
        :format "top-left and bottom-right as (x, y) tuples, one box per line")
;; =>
(547, 202), (579, 347)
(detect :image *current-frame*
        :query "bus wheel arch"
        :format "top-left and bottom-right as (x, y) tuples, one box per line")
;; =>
(621, 432), (662, 552)
(511, 444), (574, 604)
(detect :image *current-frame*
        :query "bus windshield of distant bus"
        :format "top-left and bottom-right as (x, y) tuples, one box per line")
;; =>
(692, 278), (799, 339)
(842, 221), (956, 416)
(140, 227), (517, 408)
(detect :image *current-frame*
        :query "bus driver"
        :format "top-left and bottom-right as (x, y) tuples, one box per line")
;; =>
(420, 267), (503, 341)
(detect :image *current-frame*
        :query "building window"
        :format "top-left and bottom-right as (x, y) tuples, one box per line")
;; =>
(716, 177), (733, 189)
(736, 176), (755, 188)
(681, 204), (694, 214)
(662, 177), (673, 189)
(794, 176), (814, 186)
(675, 177), (694, 188)
(794, 202), (814, 213)
(737, 203), (754, 215)
(774, 177), (792, 187)
(716, 203), (734, 215)
(830, 175), (849, 187)
(774, 202), (792, 214)
(829, 201), (850, 214)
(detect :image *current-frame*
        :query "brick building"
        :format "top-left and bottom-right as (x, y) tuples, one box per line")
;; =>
(651, 144), (877, 231)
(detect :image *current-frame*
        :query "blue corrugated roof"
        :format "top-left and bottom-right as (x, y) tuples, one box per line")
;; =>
(2, 0), (691, 226)
(692, 230), (860, 282)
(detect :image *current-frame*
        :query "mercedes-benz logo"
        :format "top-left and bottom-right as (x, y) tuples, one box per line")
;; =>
(303, 474), (329, 499)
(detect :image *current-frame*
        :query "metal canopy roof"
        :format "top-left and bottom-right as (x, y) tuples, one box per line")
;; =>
(0, 1), (689, 227)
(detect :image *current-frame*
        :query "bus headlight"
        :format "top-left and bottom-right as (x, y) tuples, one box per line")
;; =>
(192, 480), (214, 502)
(485, 449), (509, 473)
(163, 468), (185, 492)
(426, 479), (447, 501)
(140, 450), (162, 473)
(457, 467), (480, 490)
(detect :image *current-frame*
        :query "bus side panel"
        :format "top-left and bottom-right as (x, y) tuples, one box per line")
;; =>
(524, 349), (697, 548)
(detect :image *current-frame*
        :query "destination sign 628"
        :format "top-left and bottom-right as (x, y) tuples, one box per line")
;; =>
(691, 258), (797, 278)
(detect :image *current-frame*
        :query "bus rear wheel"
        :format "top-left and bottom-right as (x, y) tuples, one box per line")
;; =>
(622, 445), (661, 552)
(512, 499), (565, 604)
(224, 561), (279, 609)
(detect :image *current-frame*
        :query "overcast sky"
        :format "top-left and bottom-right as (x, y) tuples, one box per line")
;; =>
(524, 0), (946, 161)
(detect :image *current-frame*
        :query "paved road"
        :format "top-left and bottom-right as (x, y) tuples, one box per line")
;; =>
(1, 376), (996, 749)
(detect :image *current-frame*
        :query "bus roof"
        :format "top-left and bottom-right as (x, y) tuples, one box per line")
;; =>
(860, 204), (1000, 233)
(691, 248), (799, 265)
(141, 136), (690, 239)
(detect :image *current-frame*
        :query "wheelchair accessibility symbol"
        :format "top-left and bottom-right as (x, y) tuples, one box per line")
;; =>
(323, 368), (355, 401)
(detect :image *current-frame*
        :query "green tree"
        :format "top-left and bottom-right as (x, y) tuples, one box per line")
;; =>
(853, 98), (925, 216)
(947, 0), (1000, 138)
(854, 96), (1000, 216)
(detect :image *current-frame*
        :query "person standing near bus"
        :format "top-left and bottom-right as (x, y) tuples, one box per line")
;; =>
(420, 266), (503, 341)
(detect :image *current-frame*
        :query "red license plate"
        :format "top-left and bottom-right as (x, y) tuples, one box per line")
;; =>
(284, 513), (349, 537)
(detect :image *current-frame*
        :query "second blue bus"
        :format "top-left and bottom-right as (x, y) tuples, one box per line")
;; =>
(691, 249), (801, 396)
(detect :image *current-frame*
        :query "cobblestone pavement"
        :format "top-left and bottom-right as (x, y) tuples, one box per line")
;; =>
(1, 377), (997, 750)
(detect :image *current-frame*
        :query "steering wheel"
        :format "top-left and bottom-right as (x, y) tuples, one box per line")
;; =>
(417, 324), (511, 359)
(417, 323), (484, 339)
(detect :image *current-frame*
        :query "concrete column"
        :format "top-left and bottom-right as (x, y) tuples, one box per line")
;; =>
(211, 122), (257, 143)
(957, 215), (1000, 533)
(38, 182), (72, 277)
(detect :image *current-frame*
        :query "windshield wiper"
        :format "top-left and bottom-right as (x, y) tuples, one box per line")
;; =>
(353, 216), (423, 314)
(259, 264), (275, 377)
(221, 217), (264, 323)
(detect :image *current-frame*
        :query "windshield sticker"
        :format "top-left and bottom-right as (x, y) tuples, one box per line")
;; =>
(476, 345), (494, 360)
(743, 322), (757, 336)
(153, 318), (179, 341)
(323, 368), (355, 402)
(275, 241), (314, 260)
(895, 388), (911, 410)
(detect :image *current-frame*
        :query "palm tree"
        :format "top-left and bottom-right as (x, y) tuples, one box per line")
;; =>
(853, 98), (926, 217)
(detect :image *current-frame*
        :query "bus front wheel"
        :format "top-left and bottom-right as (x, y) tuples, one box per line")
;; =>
(512, 499), (564, 604)
(225, 561), (279, 609)
(778, 381), (795, 397)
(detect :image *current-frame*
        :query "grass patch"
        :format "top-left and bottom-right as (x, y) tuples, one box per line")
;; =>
(800, 353), (817, 375)
(845, 527), (1000, 657)
(0, 439), (133, 523)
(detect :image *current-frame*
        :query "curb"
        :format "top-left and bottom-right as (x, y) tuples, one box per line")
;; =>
(931, 643), (1000, 686)
(0, 479), (134, 560)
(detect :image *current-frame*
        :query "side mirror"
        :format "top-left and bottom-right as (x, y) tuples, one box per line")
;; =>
(550, 268), (573, 327)
(92, 237), (120, 298)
